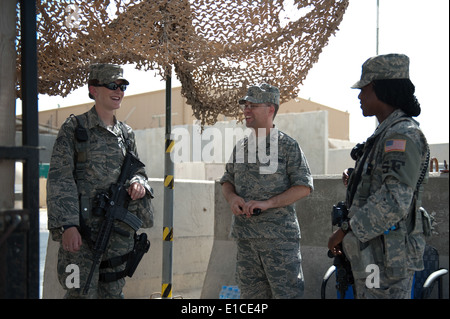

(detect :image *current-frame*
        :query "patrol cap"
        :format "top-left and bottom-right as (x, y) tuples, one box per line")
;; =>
(351, 53), (409, 89)
(88, 63), (129, 85)
(239, 83), (280, 106)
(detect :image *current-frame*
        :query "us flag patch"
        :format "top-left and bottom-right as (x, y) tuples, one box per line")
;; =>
(385, 139), (406, 152)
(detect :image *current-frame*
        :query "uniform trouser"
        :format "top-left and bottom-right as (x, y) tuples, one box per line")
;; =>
(236, 238), (304, 299)
(57, 231), (134, 299)
(353, 269), (415, 299)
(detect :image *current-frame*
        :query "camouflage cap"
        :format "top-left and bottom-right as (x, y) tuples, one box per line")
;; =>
(88, 63), (129, 85)
(351, 53), (409, 89)
(239, 83), (280, 106)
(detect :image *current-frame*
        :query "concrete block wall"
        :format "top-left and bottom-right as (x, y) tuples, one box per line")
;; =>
(43, 174), (448, 299)
(327, 141), (449, 175)
(202, 174), (449, 299)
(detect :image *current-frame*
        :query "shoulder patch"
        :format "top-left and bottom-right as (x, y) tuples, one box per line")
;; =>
(384, 139), (406, 153)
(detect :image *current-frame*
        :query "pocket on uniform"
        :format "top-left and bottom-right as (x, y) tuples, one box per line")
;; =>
(406, 233), (426, 271)
(383, 229), (407, 278)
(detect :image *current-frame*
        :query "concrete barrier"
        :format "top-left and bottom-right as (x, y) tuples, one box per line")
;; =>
(43, 174), (448, 299)
(43, 178), (215, 298)
(201, 174), (449, 299)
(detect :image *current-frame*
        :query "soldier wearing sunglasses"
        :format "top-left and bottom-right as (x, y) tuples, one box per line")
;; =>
(47, 63), (154, 298)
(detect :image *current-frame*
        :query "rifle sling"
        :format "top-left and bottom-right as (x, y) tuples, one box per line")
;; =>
(346, 136), (378, 208)
(72, 113), (138, 223)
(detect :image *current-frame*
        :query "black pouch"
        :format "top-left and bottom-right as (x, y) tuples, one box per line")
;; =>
(126, 232), (151, 278)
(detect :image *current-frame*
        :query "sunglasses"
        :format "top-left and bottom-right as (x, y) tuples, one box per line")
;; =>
(95, 82), (127, 92)
(240, 104), (270, 111)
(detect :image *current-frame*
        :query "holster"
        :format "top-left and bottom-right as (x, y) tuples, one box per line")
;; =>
(99, 232), (150, 282)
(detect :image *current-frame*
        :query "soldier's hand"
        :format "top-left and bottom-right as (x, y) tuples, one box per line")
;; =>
(242, 200), (268, 217)
(342, 169), (350, 187)
(229, 196), (246, 217)
(342, 168), (354, 187)
(128, 182), (146, 200)
(328, 228), (345, 255)
(62, 227), (82, 252)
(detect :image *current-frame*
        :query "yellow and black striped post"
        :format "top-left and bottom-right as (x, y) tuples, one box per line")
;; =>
(162, 68), (174, 299)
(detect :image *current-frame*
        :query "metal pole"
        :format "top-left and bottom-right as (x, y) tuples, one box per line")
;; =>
(20, 0), (40, 299)
(162, 67), (174, 298)
(376, 0), (380, 55)
(0, 0), (18, 299)
(375, 0), (380, 128)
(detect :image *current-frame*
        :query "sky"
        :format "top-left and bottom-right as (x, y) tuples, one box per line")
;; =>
(23, 0), (449, 144)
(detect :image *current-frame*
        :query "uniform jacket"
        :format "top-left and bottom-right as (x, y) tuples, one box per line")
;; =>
(343, 109), (429, 278)
(47, 106), (153, 239)
(220, 127), (314, 239)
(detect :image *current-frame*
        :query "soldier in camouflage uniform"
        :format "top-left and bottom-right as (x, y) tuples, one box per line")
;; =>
(328, 54), (430, 298)
(220, 83), (314, 299)
(47, 63), (154, 298)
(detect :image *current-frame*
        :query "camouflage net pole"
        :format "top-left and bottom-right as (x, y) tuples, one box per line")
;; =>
(162, 68), (174, 298)
(16, 0), (349, 298)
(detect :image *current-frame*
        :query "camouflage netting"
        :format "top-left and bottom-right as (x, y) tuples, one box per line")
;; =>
(16, 0), (349, 126)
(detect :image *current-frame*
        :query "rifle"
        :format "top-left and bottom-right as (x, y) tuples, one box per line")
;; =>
(324, 140), (373, 298)
(327, 201), (354, 298)
(82, 152), (145, 295)
(327, 248), (354, 298)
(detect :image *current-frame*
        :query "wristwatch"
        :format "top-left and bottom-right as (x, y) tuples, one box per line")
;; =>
(341, 221), (350, 234)
(60, 225), (76, 234)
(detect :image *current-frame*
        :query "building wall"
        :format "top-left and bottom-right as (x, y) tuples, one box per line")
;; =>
(282, 98), (349, 140)
(134, 111), (329, 177)
(34, 110), (449, 179)
(37, 87), (349, 140)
